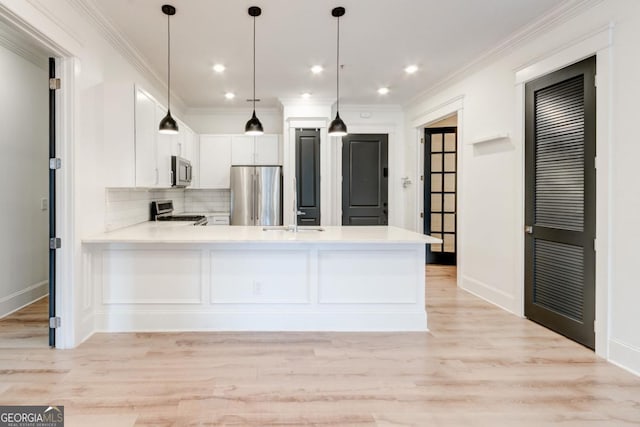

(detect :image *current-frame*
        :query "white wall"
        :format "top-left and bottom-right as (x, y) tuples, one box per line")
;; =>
(404, 0), (640, 374)
(0, 41), (48, 317)
(185, 108), (282, 134)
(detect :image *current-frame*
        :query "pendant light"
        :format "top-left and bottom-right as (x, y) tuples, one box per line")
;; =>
(328, 6), (348, 137)
(159, 4), (178, 134)
(245, 6), (264, 136)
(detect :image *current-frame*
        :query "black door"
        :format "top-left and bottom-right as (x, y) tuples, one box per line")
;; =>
(525, 56), (596, 349)
(342, 134), (388, 225)
(48, 58), (58, 347)
(295, 129), (320, 225)
(424, 127), (457, 265)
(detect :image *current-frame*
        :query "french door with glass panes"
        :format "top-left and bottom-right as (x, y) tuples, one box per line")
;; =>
(424, 127), (457, 264)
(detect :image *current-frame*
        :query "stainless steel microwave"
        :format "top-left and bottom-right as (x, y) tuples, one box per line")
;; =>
(171, 156), (192, 187)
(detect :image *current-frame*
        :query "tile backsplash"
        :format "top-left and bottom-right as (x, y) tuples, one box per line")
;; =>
(105, 188), (231, 231)
(105, 188), (185, 231)
(185, 189), (231, 213)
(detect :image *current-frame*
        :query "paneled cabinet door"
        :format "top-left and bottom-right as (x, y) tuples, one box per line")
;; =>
(156, 104), (173, 187)
(231, 135), (255, 165)
(255, 134), (280, 165)
(199, 135), (232, 188)
(134, 88), (158, 187)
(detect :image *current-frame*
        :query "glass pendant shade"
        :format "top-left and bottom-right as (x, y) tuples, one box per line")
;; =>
(159, 110), (179, 134)
(244, 110), (264, 136)
(328, 112), (348, 137)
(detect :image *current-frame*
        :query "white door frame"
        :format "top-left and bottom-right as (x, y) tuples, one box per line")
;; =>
(0, 3), (76, 348)
(411, 95), (465, 289)
(514, 24), (613, 358)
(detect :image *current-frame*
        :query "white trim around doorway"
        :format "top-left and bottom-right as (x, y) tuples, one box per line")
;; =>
(0, 3), (76, 348)
(410, 95), (465, 290)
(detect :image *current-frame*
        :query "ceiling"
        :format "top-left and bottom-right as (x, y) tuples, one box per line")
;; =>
(89, 0), (565, 109)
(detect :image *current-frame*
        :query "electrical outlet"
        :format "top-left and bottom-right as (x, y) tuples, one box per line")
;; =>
(41, 198), (48, 211)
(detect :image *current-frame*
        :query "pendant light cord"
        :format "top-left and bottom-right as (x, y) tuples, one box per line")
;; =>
(336, 15), (340, 112)
(253, 15), (256, 112)
(167, 12), (171, 111)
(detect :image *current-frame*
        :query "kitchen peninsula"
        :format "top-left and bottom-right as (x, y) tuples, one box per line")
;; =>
(83, 224), (440, 332)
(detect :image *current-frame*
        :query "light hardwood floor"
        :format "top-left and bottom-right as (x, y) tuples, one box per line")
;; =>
(0, 296), (48, 348)
(1, 266), (639, 426)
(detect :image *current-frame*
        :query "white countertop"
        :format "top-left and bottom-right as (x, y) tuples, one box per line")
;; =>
(83, 222), (442, 245)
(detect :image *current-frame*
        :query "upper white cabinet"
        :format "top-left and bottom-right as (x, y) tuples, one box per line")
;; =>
(231, 134), (280, 166)
(230, 135), (255, 165)
(134, 86), (197, 188)
(134, 87), (159, 187)
(255, 134), (280, 165)
(199, 135), (231, 189)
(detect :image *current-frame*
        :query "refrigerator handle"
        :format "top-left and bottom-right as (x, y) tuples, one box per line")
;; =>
(253, 173), (257, 223)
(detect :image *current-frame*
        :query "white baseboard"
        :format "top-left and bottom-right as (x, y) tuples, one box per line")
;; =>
(94, 310), (428, 333)
(0, 281), (48, 319)
(460, 274), (517, 315)
(609, 338), (640, 377)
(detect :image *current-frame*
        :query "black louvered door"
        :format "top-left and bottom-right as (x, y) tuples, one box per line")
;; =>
(525, 56), (596, 349)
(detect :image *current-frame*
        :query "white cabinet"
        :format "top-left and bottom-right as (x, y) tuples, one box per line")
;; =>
(207, 215), (230, 225)
(199, 135), (232, 189)
(156, 104), (173, 188)
(255, 134), (280, 165)
(230, 135), (255, 165)
(231, 134), (280, 166)
(134, 86), (197, 188)
(134, 87), (159, 187)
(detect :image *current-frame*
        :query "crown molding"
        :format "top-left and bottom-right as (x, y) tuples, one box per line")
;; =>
(66, 0), (186, 111)
(404, 0), (603, 109)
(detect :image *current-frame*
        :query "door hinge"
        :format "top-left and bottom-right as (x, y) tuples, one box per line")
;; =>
(420, 138), (424, 144)
(49, 237), (61, 250)
(49, 317), (61, 328)
(49, 78), (61, 90)
(49, 158), (62, 170)
(593, 320), (597, 332)
(593, 238), (597, 251)
(420, 175), (424, 181)
(594, 74), (598, 88)
(420, 212), (424, 218)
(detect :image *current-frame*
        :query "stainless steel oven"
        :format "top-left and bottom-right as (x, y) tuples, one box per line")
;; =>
(171, 156), (192, 187)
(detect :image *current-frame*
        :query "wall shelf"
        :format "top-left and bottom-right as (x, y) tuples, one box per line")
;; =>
(467, 133), (510, 145)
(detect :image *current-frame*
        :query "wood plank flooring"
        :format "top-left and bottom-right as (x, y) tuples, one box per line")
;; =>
(0, 296), (48, 348)
(1, 266), (639, 426)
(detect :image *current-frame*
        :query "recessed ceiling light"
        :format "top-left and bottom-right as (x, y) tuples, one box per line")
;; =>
(311, 65), (323, 74)
(378, 87), (390, 95)
(301, 92), (311, 99)
(213, 64), (225, 73)
(224, 92), (235, 100)
(405, 65), (418, 74)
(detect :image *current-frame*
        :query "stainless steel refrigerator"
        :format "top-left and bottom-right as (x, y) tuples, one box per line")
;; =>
(230, 166), (282, 225)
